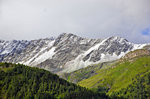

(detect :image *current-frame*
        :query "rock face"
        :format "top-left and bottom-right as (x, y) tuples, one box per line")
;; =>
(37, 33), (101, 72)
(123, 49), (150, 60)
(0, 33), (148, 73)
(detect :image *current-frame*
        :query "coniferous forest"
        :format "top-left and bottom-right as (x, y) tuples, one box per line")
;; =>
(0, 62), (108, 99)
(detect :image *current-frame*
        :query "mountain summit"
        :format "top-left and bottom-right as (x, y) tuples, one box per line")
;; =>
(0, 33), (148, 74)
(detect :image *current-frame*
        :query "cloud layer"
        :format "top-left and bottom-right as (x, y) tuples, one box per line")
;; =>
(0, 0), (150, 43)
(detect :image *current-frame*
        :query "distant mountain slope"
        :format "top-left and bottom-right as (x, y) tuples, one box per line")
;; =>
(0, 33), (148, 74)
(0, 63), (108, 99)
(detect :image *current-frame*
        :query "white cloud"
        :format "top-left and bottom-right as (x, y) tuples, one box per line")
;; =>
(0, 0), (150, 43)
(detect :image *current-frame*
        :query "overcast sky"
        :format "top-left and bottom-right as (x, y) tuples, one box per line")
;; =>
(0, 0), (150, 43)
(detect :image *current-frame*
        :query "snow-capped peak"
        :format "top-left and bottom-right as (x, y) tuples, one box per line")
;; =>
(0, 33), (149, 74)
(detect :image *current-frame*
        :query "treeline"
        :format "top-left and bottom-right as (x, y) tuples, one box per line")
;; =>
(0, 62), (108, 99)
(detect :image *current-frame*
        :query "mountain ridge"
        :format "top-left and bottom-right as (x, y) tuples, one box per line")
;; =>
(0, 33), (149, 74)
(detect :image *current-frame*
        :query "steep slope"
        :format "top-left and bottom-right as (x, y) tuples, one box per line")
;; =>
(77, 49), (150, 95)
(0, 33), (148, 74)
(0, 38), (55, 65)
(36, 33), (101, 73)
(0, 62), (108, 99)
(63, 61), (116, 83)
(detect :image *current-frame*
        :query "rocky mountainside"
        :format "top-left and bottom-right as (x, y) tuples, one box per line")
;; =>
(0, 33), (148, 74)
(63, 49), (150, 84)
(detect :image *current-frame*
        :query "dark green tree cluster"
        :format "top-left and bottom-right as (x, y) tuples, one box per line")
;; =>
(0, 62), (108, 99)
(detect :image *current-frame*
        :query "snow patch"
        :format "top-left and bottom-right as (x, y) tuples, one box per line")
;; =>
(84, 38), (108, 55)
(132, 44), (147, 51)
(20, 40), (55, 66)
(24, 47), (56, 66)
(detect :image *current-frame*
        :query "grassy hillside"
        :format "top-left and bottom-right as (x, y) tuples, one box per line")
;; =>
(79, 56), (150, 93)
(111, 70), (150, 99)
(0, 62), (108, 99)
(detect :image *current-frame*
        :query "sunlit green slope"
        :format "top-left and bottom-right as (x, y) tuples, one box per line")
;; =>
(78, 49), (150, 95)
(79, 56), (150, 92)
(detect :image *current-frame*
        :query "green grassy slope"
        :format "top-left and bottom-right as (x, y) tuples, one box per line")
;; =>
(78, 56), (150, 94)
(0, 62), (108, 99)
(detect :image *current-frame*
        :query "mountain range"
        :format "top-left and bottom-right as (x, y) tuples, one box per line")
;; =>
(1, 33), (150, 99)
(0, 33), (149, 74)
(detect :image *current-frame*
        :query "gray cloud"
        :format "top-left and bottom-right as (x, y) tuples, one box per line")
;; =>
(0, 0), (150, 43)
